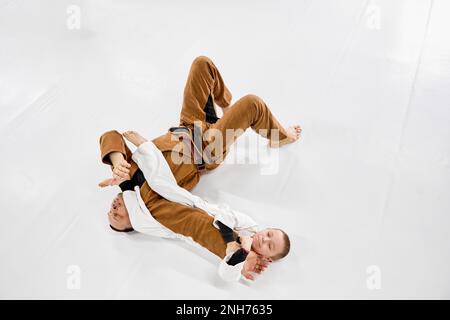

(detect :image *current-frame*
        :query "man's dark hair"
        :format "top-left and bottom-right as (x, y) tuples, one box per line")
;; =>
(110, 225), (134, 233)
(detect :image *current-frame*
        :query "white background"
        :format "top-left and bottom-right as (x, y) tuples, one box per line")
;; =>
(0, 0), (449, 299)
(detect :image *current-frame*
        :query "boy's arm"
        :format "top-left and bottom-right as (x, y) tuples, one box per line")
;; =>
(216, 221), (271, 282)
(219, 251), (271, 282)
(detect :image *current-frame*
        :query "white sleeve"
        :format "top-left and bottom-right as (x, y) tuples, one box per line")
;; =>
(218, 252), (245, 282)
(131, 141), (202, 207)
(198, 201), (259, 234)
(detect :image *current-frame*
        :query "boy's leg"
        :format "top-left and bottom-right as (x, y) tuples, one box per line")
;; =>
(179, 56), (232, 127)
(99, 130), (139, 177)
(203, 94), (289, 170)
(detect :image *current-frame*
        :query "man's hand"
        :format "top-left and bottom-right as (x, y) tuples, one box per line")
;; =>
(112, 159), (131, 180)
(98, 158), (131, 188)
(241, 251), (271, 281)
(226, 241), (241, 256)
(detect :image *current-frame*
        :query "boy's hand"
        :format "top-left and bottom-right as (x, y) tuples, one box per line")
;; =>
(241, 251), (271, 281)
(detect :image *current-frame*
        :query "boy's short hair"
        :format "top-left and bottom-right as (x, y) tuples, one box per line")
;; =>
(273, 229), (290, 260)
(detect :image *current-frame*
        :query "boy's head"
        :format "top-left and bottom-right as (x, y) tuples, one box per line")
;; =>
(108, 193), (134, 232)
(251, 228), (290, 260)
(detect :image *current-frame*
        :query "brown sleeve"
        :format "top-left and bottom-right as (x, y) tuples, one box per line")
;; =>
(99, 130), (139, 176)
(99, 130), (128, 165)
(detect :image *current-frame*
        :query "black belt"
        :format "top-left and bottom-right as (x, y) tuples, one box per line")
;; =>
(119, 168), (146, 192)
(169, 126), (206, 172)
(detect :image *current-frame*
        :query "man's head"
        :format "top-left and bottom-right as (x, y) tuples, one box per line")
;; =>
(251, 228), (290, 260)
(108, 193), (134, 232)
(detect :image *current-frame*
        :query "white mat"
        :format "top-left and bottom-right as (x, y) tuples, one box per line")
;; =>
(1, 0), (449, 299)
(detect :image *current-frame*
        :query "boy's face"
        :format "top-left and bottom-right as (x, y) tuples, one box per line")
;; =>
(251, 229), (285, 258)
(108, 193), (132, 231)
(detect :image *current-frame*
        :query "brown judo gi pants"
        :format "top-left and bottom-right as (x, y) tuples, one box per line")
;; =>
(99, 56), (288, 259)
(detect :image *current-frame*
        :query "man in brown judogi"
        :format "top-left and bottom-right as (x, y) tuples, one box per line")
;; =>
(98, 56), (301, 278)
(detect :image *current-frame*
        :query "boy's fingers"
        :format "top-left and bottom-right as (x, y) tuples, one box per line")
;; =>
(257, 262), (266, 270)
(260, 257), (272, 264)
(244, 273), (254, 281)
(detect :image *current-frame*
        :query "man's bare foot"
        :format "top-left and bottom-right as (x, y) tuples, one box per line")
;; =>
(269, 125), (302, 148)
(123, 130), (148, 147)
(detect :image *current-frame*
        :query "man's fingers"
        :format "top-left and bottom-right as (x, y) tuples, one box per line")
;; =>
(114, 171), (129, 179)
(118, 166), (130, 174)
(113, 169), (130, 180)
(119, 160), (132, 169)
(113, 173), (129, 181)
(115, 165), (130, 174)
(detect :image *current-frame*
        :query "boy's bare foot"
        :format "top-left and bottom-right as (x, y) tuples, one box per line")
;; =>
(123, 130), (148, 147)
(269, 125), (302, 148)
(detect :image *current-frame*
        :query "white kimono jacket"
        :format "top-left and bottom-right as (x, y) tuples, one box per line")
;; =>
(122, 141), (260, 282)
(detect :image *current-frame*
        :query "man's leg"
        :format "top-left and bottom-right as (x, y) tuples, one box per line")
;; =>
(203, 94), (294, 170)
(179, 56), (232, 127)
